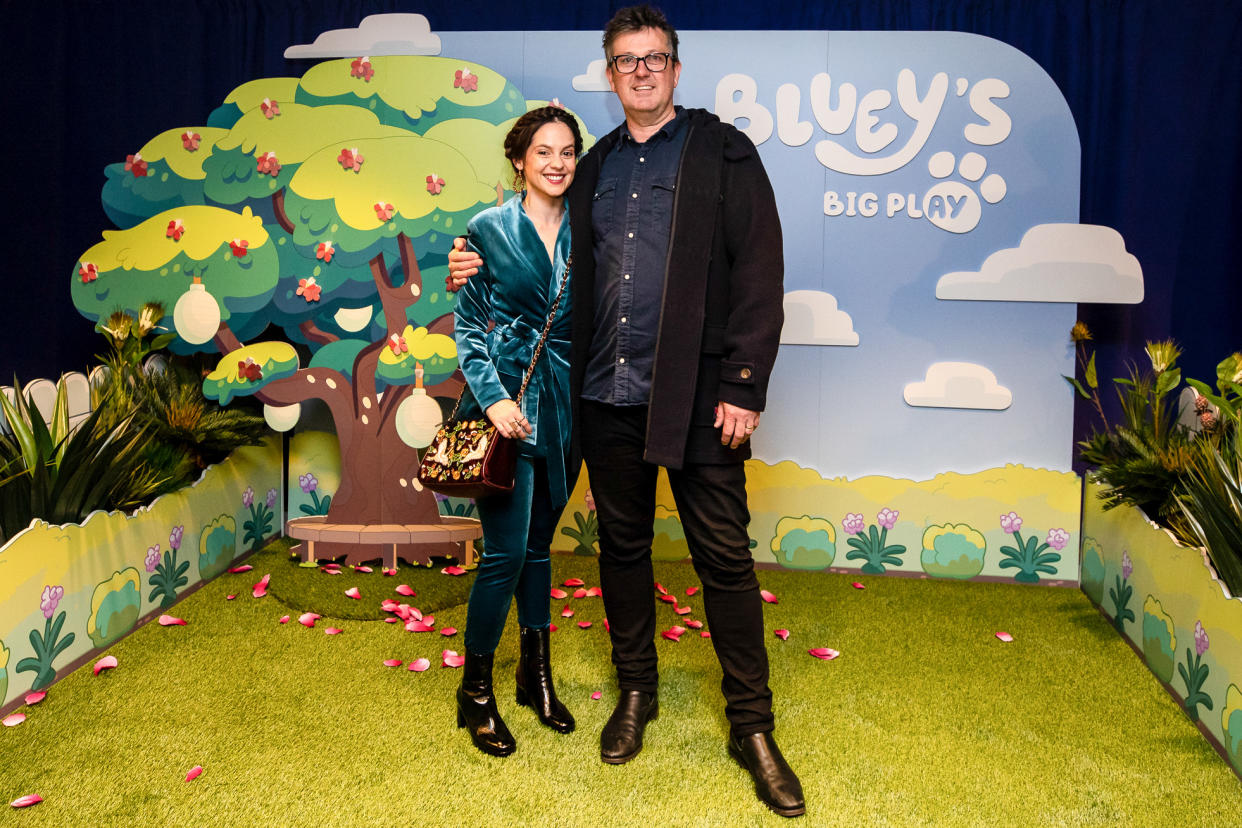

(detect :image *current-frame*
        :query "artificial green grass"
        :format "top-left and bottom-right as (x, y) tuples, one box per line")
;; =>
(2, 541), (1240, 826)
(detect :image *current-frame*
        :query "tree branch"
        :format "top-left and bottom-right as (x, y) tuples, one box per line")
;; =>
(397, 232), (423, 298)
(271, 189), (295, 235)
(299, 319), (339, 346)
(369, 251), (408, 334)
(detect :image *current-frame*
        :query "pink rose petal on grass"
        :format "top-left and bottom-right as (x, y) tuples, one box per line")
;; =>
(573, 588), (588, 599)
(550, 588), (568, 599)
(324, 627), (343, 635)
(383, 568), (397, 576)
(395, 585), (416, 596)
(995, 631), (1014, 642)
(356, 566), (373, 573)
(654, 582), (668, 595)
(10, 794), (43, 808)
(158, 615), (186, 626)
(604, 618), (609, 632)
(563, 578), (585, 587)
(586, 586), (603, 597)
(227, 564), (253, 573)
(279, 615), (290, 624)
(321, 569), (342, 576)
(591, 691), (602, 700)
(685, 619), (704, 630)
(252, 574), (271, 597)
(561, 605), (574, 618)
(808, 647), (840, 661)
(24, 691), (46, 705)
(578, 621), (592, 629)
(345, 587), (361, 599)
(185, 766), (203, 782)
(760, 590), (778, 604)
(423, 615), (435, 626)
(442, 650), (465, 668)
(322, 563), (341, 570)
(409, 658), (431, 672)
(298, 612), (320, 628)
(549, 624), (558, 632)
(442, 565), (466, 576)
(3, 712), (26, 727)
(407, 620), (435, 633)
(674, 605), (692, 616)
(383, 659), (403, 667)
(701, 631), (711, 638)
(851, 582), (865, 590)
(384, 617), (399, 624)
(686, 586), (699, 596)
(93, 655), (118, 675)
(440, 627), (458, 636)
(658, 594), (676, 604)
(774, 629), (790, 641)
(661, 625), (687, 642)
(226, 594), (236, 600)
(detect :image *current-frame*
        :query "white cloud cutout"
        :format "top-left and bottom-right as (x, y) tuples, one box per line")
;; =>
(936, 223), (1143, 304)
(572, 59), (611, 92)
(284, 14), (441, 58)
(780, 290), (859, 346)
(903, 362), (1012, 410)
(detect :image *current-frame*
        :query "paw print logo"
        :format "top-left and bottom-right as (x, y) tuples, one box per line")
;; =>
(923, 152), (1006, 234)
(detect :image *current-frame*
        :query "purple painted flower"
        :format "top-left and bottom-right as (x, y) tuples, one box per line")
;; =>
(1000, 512), (1023, 534)
(876, 508), (899, 530)
(266, 488), (278, 509)
(145, 544), (161, 573)
(1194, 620), (1209, 656)
(1045, 528), (1070, 551)
(842, 513), (866, 535)
(169, 525), (183, 551)
(299, 473), (318, 494)
(40, 585), (64, 619)
(1122, 549), (1133, 579)
(242, 486), (255, 508)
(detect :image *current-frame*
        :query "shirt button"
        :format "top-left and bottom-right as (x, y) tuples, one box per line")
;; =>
(623, 274), (631, 280)
(639, 157), (645, 163)
(632, 193), (638, 199)
(619, 358), (626, 364)
(740, 368), (753, 379)
(627, 232), (634, 239)
(620, 316), (627, 323)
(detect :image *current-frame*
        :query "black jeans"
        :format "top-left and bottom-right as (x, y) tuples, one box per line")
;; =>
(581, 400), (774, 736)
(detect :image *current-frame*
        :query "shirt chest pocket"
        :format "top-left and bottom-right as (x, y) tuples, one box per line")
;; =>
(649, 175), (677, 229)
(591, 178), (618, 239)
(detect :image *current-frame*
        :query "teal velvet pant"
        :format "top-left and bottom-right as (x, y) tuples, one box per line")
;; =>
(463, 455), (561, 655)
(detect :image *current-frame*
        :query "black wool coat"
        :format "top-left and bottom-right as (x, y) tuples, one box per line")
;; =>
(568, 108), (785, 470)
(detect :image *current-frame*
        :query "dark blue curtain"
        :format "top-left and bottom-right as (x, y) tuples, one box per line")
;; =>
(3, 1), (1239, 448)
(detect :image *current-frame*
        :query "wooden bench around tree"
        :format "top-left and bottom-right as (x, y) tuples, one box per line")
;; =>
(285, 515), (482, 569)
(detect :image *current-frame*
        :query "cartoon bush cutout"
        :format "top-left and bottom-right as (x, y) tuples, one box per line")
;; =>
(920, 523), (986, 579)
(87, 569), (142, 648)
(199, 515), (238, 580)
(770, 516), (836, 570)
(1223, 684), (1242, 773)
(1141, 595), (1177, 684)
(1079, 536), (1106, 605)
(652, 505), (689, 561)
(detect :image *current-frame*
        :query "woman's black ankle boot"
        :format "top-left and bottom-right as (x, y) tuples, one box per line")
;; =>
(515, 626), (575, 733)
(457, 650), (516, 756)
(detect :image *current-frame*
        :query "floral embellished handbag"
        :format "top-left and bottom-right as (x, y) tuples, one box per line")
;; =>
(417, 256), (571, 499)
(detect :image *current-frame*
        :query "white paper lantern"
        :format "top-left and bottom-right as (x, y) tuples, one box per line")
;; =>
(334, 306), (373, 333)
(395, 388), (442, 448)
(263, 403), (302, 432)
(173, 281), (221, 345)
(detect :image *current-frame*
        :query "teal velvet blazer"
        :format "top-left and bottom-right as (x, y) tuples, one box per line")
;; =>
(453, 195), (574, 505)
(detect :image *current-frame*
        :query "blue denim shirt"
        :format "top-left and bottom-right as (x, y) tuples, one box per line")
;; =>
(581, 108), (688, 406)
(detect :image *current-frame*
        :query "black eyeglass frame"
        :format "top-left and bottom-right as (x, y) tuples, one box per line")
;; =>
(608, 52), (674, 74)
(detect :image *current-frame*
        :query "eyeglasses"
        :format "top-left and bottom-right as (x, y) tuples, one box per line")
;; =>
(609, 52), (673, 74)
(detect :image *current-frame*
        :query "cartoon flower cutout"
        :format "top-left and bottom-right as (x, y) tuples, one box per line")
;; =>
(585, 488), (596, 512)
(876, 508), (900, 530)
(260, 98), (280, 119)
(549, 97), (564, 109)
(169, 525), (183, 551)
(374, 202), (395, 222)
(229, 239), (249, 258)
(387, 333), (408, 355)
(1193, 620), (1209, 656)
(237, 357), (263, 382)
(145, 544), (161, 573)
(299, 473), (318, 494)
(999, 511), (1023, 534)
(1045, 528), (1070, 551)
(842, 513), (865, 535)
(79, 261), (99, 283)
(297, 276), (322, 302)
(453, 67), (478, 92)
(125, 152), (148, 177)
(181, 131), (201, 151)
(256, 151), (281, 177)
(426, 174), (445, 195)
(266, 488), (278, 509)
(337, 148), (364, 173)
(40, 585), (64, 619)
(1121, 549), (1133, 579)
(242, 486), (255, 508)
(350, 56), (374, 82)
(166, 219), (186, 241)
(315, 242), (335, 263)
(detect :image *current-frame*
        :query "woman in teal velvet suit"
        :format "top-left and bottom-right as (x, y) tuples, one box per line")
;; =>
(451, 106), (583, 757)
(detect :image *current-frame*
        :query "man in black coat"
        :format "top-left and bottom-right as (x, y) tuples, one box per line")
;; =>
(450, 5), (803, 817)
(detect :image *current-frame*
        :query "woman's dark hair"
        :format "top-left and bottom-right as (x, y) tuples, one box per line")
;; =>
(503, 106), (584, 188)
(602, 4), (679, 62)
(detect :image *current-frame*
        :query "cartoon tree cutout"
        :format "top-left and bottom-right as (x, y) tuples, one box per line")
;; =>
(72, 56), (590, 565)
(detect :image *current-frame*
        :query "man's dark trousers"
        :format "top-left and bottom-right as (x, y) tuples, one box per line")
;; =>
(582, 400), (774, 736)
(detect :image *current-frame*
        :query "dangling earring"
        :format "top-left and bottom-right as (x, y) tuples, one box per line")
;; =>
(513, 168), (524, 192)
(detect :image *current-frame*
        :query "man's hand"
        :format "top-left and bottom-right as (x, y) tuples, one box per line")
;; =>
(714, 401), (760, 449)
(486, 398), (532, 439)
(446, 237), (483, 292)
